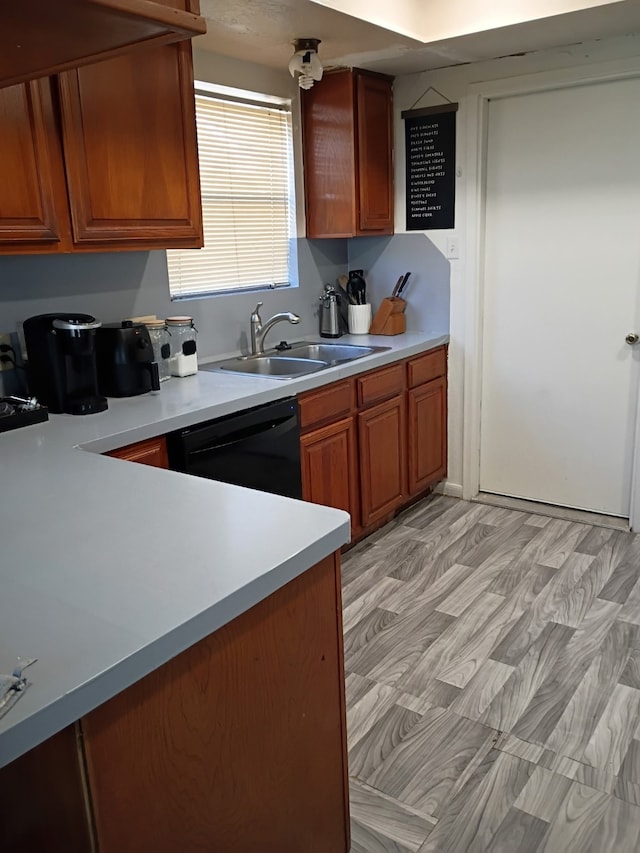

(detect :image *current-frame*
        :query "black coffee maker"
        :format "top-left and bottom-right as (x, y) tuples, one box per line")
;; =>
(23, 313), (108, 415)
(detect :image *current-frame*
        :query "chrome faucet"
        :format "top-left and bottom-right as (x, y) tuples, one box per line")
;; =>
(250, 302), (300, 355)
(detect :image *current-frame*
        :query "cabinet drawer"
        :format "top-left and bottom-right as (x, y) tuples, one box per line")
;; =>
(298, 380), (354, 431)
(407, 347), (447, 389)
(107, 436), (168, 469)
(357, 363), (404, 408)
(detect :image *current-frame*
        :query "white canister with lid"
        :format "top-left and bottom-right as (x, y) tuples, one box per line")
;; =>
(166, 316), (198, 377)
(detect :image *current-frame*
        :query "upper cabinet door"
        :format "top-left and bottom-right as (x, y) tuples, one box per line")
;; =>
(302, 68), (393, 239)
(356, 72), (394, 233)
(0, 80), (69, 246)
(301, 71), (357, 239)
(58, 41), (203, 249)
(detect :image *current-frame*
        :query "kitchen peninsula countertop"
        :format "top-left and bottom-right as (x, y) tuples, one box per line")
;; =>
(0, 331), (447, 768)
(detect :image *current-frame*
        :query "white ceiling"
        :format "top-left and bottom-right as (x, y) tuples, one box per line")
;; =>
(195, 0), (640, 76)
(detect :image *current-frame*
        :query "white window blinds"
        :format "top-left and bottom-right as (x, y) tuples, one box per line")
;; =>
(167, 87), (295, 299)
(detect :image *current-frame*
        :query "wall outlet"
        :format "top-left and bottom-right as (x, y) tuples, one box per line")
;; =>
(0, 332), (14, 372)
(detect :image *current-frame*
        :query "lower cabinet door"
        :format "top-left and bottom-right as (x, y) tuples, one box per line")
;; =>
(301, 416), (359, 537)
(358, 395), (406, 527)
(408, 377), (447, 495)
(80, 554), (349, 853)
(0, 555), (350, 853)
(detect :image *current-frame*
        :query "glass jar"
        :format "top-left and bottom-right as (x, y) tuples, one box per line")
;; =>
(165, 316), (198, 377)
(145, 320), (171, 382)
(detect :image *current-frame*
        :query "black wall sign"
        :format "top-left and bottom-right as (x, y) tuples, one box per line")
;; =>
(403, 103), (457, 231)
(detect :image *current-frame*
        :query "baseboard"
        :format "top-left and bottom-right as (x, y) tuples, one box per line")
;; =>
(473, 491), (629, 530)
(434, 480), (463, 498)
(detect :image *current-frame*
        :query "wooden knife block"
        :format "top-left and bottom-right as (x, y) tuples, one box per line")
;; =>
(369, 297), (406, 335)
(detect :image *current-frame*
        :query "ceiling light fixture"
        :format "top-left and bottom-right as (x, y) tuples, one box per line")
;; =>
(288, 38), (323, 90)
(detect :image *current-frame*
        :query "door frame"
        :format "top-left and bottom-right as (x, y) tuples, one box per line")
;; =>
(461, 55), (640, 529)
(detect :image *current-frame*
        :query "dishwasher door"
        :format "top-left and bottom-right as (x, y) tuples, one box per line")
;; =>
(167, 397), (302, 499)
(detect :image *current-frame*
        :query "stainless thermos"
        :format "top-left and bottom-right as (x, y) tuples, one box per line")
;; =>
(319, 285), (343, 338)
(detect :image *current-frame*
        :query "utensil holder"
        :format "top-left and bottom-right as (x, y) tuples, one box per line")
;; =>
(348, 303), (372, 334)
(369, 297), (407, 335)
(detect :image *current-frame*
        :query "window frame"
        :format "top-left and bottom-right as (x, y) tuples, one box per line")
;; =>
(167, 81), (298, 301)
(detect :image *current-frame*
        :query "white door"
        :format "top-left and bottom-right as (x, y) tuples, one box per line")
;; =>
(480, 77), (640, 517)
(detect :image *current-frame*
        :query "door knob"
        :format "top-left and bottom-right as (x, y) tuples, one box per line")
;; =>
(626, 333), (639, 345)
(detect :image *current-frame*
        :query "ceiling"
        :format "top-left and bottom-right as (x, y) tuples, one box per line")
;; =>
(195, 0), (640, 77)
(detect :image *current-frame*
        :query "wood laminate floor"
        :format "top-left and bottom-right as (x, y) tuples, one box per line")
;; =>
(342, 496), (640, 852)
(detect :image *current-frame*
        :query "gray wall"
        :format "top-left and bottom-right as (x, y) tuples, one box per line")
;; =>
(348, 233), (450, 334)
(0, 232), (449, 396)
(0, 238), (346, 364)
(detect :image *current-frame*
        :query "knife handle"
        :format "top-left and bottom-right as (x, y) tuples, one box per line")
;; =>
(397, 272), (411, 296)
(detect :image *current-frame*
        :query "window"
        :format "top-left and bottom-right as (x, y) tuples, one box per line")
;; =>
(167, 82), (296, 299)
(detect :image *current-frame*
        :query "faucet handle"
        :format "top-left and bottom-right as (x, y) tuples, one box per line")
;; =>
(251, 302), (263, 322)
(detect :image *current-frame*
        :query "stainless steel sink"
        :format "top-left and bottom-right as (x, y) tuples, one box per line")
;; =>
(281, 342), (389, 364)
(209, 355), (328, 380)
(203, 341), (391, 380)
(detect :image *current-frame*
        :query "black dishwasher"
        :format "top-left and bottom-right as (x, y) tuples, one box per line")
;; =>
(167, 397), (302, 499)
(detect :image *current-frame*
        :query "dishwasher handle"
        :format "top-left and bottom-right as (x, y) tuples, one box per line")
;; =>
(186, 413), (294, 457)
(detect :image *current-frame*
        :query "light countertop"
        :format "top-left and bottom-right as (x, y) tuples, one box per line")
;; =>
(0, 331), (447, 768)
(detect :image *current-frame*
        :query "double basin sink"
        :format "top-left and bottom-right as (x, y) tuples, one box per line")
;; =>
(203, 341), (391, 380)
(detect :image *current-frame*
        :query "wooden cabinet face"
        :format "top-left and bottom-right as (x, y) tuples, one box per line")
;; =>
(301, 70), (357, 239)
(407, 347), (447, 389)
(107, 436), (169, 469)
(301, 417), (359, 536)
(80, 555), (349, 852)
(298, 380), (353, 431)
(0, 80), (68, 246)
(299, 348), (448, 540)
(0, 0), (205, 92)
(356, 72), (393, 232)
(357, 362), (404, 408)
(302, 68), (393, 238)
(358, 395), (406, 527)
(0, 724), (92, 852)
(58, 42), (202, 247)
(0, 554), (349, 853)
(408, 377), (447, 495)
(0, 1), (202, 254)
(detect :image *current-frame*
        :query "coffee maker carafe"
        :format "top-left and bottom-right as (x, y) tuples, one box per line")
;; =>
(23, 313), (108, 415)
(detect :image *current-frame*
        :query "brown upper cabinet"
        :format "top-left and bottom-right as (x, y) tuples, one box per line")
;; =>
(0, 3), (203, 255)
(0, 0), (206, 91)
(301, 68), (394, 239)
(58, 44), (202, 247)
(0, 80), (70, 247)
